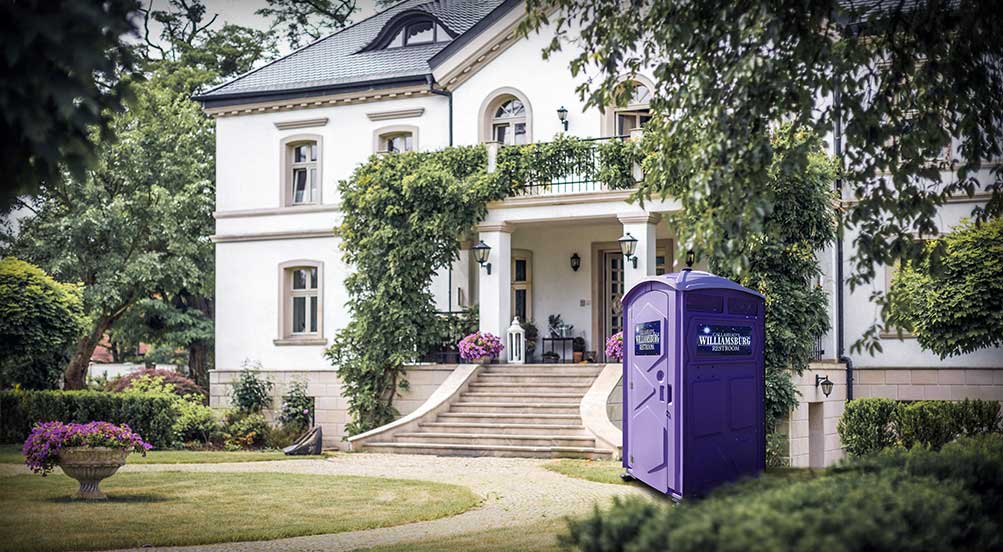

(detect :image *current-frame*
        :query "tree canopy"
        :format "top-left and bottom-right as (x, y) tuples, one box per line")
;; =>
(0, 0), (140, 212)
(523, 0), (1003, 354)
(887, 218), (1003, 358)
(256, 0), (357, 50)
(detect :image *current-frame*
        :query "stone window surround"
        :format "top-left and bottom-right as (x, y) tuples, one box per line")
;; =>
(373, 124), (419, 153)
(279, 134), (323, 208)
(275, 259), (327, 346)
(478, 86), (533, 145)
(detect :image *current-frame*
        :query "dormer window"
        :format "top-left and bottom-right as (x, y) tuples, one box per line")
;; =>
(384, 18), (451, 48)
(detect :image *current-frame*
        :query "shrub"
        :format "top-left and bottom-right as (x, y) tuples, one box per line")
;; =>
(108, 368), (206, 398)
(278, 379), (314, 430)
(119, 374), (218, 446)
(222, 411), (269, 450)
(0, 257), (85, 390)
(837, 397), (899, 456)
(230, 362), (273, 413)
(839, 397), (1001, 456)
(564, 435), (1003, 552)
(0, 390), (175, 447)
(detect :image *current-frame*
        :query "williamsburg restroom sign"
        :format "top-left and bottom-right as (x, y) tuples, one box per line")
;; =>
(634, 321), (662, 356)
(697, 325), (752, 355)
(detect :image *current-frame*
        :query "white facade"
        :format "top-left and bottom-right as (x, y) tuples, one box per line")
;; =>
(207, 4), (1002, 451)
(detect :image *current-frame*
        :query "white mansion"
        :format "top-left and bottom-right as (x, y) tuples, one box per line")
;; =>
(197, 0), (1002, 464)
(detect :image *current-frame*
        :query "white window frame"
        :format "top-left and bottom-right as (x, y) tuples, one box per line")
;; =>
(373, 125), (419, 154)
(280, 134), (323, 207)
(275, 260), (326, 346)
(602, 76), (655, 137)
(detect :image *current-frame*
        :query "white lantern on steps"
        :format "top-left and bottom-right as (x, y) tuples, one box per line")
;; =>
(507, 317), (525, 364)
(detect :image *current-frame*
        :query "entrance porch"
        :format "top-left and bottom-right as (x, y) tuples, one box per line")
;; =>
(475, 214), (677, 363)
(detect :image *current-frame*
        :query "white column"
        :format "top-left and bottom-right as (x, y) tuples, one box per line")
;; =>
(618, 213), (660, 291)
(477, 223), (512, 361)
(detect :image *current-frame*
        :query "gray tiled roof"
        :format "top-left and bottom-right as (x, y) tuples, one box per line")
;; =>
(199, 0), (509, 101)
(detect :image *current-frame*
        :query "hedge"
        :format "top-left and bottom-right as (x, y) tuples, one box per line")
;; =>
(563, 435), (1003, 552)
(0, 390), (175, 447)
(838, 398), (1001, 456)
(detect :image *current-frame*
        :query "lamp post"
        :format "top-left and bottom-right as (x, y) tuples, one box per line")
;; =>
(557, 106), (569, 131)
(570, 252), (581, 272)
(473, 240), (492, 275)
(618, 233), (638, 269)
(815, 374), (834, 397)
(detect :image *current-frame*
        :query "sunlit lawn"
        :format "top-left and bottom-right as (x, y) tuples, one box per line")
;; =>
(0, 471), (480, 552)
(0, 444), (330, 465)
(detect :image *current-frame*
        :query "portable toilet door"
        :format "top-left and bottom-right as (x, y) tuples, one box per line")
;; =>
(622, 280), (680, 495)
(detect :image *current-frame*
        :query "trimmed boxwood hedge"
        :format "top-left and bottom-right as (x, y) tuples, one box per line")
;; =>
(838, 398), (1001, 456)
(564, 435), (1003, 552)
(0, 390), (175, 447)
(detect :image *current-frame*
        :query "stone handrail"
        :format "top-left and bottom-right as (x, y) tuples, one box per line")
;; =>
(348, 364), (482, 451)
(580, 363), (623, 459)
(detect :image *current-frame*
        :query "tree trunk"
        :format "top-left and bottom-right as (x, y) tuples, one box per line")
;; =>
(187, 341), (210, 392)
(64, 317), (113, 390)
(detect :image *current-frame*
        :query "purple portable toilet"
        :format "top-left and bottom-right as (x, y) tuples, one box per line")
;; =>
(621, 269), (765, 499)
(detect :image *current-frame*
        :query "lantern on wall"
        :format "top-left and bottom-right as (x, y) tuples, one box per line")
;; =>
(570, 252), (581, 272)
(473, 240), (492, 275)
(618, 233), (638, 269)
(507, 317), (525, 364)
(816, 374), (834, 397)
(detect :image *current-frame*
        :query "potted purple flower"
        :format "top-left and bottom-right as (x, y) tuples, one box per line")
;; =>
(23, 421), (152, 500)
(605, 332), (624, 362)
(458, 331), (504, 364)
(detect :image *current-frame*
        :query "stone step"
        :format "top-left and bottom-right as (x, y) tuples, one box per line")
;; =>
(436, 412), (582, 424)
(419, 421), (589, 436)
(362, 441), (614, 459)
(476, 373), (597, 385)
(467, 382), (592, 394)
(450, 401), (581, 414)
(460, 391), (585, 403)
(393, 432), (597, 447)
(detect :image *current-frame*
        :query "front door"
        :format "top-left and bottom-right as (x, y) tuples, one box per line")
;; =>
(626, 287), (673, 493)
(602, 251), (626, 343)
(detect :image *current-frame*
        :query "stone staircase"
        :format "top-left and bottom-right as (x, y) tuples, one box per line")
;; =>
(362, 364), (616, 459)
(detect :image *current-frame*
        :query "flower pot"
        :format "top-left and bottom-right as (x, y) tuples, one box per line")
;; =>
(57, 446), (130, 500)
(472, 355), (493, 365)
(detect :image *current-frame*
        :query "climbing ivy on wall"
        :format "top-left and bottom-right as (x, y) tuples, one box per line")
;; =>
(328, 137), (642, 435)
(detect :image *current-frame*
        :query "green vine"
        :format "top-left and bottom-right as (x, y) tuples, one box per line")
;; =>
(327, 137), (640, 435)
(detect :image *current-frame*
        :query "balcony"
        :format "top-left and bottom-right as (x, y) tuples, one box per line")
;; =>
(486, 134), (641, 197)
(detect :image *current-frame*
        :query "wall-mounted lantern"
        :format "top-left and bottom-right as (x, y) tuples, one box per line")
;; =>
(557, 106), (569, 131)
(685, 249), (696, 270)
(473, 240), (492, 275)
(816, 374), (834, 397)
(570, 252), (581, 272)
(618, 233), (638, 269)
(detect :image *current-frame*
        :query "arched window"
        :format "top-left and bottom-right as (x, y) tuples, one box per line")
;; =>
(480, 89), (533, 145)
(602, 77), (654, 137)
(280, 134), (323, 207)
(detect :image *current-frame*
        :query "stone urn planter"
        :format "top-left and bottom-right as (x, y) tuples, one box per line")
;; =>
(57, 447), (130, 500)
(472, 355), (493, 365)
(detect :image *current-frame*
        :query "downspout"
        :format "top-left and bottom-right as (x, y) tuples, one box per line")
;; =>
(833, 76), (854, 401)
(427, 75), (455, 311)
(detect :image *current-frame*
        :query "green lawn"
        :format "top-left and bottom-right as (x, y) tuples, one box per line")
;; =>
(0, 444), (330, 464)
(0, 471), (480, 552)
(364, 519), (565, 552)
(544, 458), (633, 485)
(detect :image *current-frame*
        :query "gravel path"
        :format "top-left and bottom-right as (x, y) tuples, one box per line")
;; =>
(49, 454), (651, 551)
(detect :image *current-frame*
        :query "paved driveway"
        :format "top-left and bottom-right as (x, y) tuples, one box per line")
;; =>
(101, 453), (651, 551)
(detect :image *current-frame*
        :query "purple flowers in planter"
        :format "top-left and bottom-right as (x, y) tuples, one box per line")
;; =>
(605, 332), (624, 362)
(22, 421), (152, 475)
(458, 331), (504, 361)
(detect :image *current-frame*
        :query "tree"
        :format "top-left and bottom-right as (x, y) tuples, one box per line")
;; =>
(9, 70), (215, 390)
(887, 218), (1003, 357)
(523, 0), (1003, 354)
(256, 0), (357, 50)
(0, 0), (140, 212)
(0, 257), (86, 389)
